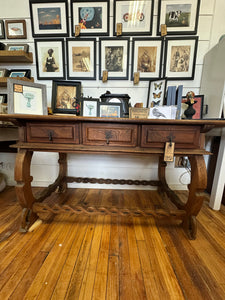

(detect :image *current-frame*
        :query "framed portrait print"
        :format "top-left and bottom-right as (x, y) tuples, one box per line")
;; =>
(81, 97), (99, 117)
(147, 79), (167, 108)
(131, 38), (163, 81)
(157, 0), (201, 35)
(51, 80), (81, 114)
(29, 0), (69, 37)
(7, 79), (47, 115)
(71, 0), (109, 36)
(98, 103), (122, 118)
(34, 39), (65, 80)
(66, 38), (96, 80)
(181, 94), (204, 119)
(99, 37), (130, 80)
(113, 0), (154, 36)
(163, 36), (198, 80)
(5, 20), (27, 39)
(0, 20), (5, 39)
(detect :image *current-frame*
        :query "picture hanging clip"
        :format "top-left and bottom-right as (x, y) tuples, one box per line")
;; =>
(133, 72), (140, 85)
(102, 70), (108, 82)
(116, 23), (122, 36)
(75, 25), (81, 37)
(161, 24), (167, 37)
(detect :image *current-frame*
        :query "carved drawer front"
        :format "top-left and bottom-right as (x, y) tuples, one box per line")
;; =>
(141, 125), (200, 148)
(82, 123), (138, 147)
(27, 122), (80, 144)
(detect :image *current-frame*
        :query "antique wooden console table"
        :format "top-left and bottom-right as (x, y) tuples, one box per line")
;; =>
(1, 114), (225, 239)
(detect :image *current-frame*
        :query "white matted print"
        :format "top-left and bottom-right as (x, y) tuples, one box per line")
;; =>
(34, 39), (65, 80)
(131, 38), (163, 80)
(66, 38), (96, 80)
(113, 0), (154, 36)
(149, 105), (173, 119)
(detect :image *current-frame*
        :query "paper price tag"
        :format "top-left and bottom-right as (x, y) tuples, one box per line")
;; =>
(161, 24), (167, 36)
(14, 84), (23, 93)
(102, 70), (108, 82)
(164, 142), (175, 162)
(117, 23), (122, 36)
(133, 72), (140, 84)
(75, 25), (81, 37)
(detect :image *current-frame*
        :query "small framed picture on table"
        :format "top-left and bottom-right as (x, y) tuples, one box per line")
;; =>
(81, 97), (99, 117)
(98, 103), (122, 118)
(147, 79), (167, 108)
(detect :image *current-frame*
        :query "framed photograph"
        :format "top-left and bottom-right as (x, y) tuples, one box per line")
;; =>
(66, 38), (96, 80)
(8, 69), (31, 79)
(34, 39), (65, 80)
(113, 0), (154, 36)
(147, 79), (167, 108)
(51, 80), (81, 114)
(98, 103), (122, 118)
(81, 97), (99, 117)
(0, 20), (5, 39)
(157, 0), (201, 35)
(131, 38), (163, 81)
(163, 36), (198, 80)
(7, 79), (47, 115)
(6, 44), (29, 52)
(0, 69), (9, 77)
(99, 37), (130, 80)
(181, 94), (204, 119)
(71, 0), (109, 36)
(29, 0), (69, 37)
(5, 20), (27, 39)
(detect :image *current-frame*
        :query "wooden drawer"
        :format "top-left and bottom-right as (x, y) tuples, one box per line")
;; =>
(141, 125), (201, 149)
(82, 123), (138, 147)
(27, 122), (80, 144)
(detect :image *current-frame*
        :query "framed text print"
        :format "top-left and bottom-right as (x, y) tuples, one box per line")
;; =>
(113, 0), (154, 36)
(157, 0), (201, 35)
(163, 36), (198, 80)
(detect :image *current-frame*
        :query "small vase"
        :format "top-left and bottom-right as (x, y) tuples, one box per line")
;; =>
(184, 100), (197, 119)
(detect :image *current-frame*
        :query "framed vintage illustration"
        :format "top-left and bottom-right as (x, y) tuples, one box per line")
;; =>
(181, 94), (204, 119)
(6, 44), (29, 52)
(34, 39), (65, 80)
(7, 79), (47, 115)
(99, 37), (130, 80)
(5, 20), (27, 39)
(0, 20), (5, 39)
(71, 0), (109, 36)
(147, 79), (167, 108)
(51, 80), (81, 114)
(98, 102), (122, 118)
(29, 0), (69, 37)
(131, 38), (163, 81)
(113, 0), (154, 36)
(157, 0), (201, 35)
(163, 36), (198, 80)
(81, 97), (99, 117)
(8, 69), (31, 78)
(66, 38), (96, 80)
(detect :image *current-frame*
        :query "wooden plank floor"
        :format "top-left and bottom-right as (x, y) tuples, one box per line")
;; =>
(0, 187), (225, 300)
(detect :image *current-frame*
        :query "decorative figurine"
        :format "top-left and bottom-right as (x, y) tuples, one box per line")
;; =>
(184, 91), (197, 119)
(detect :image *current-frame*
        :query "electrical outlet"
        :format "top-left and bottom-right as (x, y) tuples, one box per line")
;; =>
(175, 156), (190, 168)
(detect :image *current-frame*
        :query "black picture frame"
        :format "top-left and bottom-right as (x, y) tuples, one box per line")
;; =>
(8, 69), (31, 79)
(113, 0), (154, 36)
(0, 20), (5, 39)
(81, 97), (99, 117)
(131, 37), (163, 81)
(99, 37), (130, 80)
(71, 0), (109, 37)
(5, 20), (27, 39)
(98, 102), (123, 118)
(29, 0), (69, 37)
(163, 36), (198, 80)
(66, 38), (96, 80)
(157, 0), (201, 36)
(51, 80), (81, 114)
(147, 79), (167, 108)
(34, 39), (66, 80)
(181, 94), (204, 119)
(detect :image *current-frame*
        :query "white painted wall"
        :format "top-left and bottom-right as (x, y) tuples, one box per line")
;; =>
(0, 0), (222, 190)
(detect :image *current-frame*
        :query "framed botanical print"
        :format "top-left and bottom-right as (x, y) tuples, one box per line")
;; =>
(163, 36), (198, 80)
(66, 38), (96, 80)
(113, 0), (154, 36)
(181, 94), (204, 119)
(34, 39), (65, 80)
(51, 80), (81, 114)
(81, 97), (99, 117)
(99, 37), (130, 80)
(131, 38), (163, 81)
(0, 20), (5, 39)
(5, 20), (27, 39)
(71, 0), (109, 36)
(29, 0), (69, 37)
(147, 79), (167, 108)
(7, 79), (47, 115)
(157, 0), (201, 35)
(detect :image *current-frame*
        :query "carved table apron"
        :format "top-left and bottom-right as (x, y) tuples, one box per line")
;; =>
(1, 114), (225, 239)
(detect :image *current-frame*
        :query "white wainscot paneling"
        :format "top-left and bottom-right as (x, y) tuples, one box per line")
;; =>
(0, 0), (30, 18)
(196, 40), (210, 65)
(200, 0), (215, 15)
(198, 16), (213, 41)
